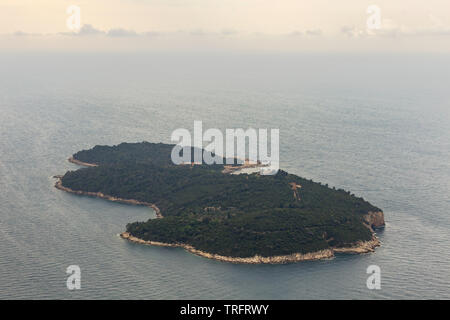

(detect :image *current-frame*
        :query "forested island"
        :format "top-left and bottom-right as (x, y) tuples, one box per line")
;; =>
(55, 142), (385, 263)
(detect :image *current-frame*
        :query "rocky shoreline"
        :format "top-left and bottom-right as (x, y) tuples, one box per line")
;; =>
(120, 231), (381, 264)
(364, 211), (386, 230)
(54, 177), (163, 218)
(118, 210), (383, 264)
(68, 157), (98, 167)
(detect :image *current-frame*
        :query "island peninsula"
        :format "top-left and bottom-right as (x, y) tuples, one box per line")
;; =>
(55, 142), (385, 264)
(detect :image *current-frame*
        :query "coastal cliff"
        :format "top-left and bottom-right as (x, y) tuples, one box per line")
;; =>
(68, 157), (98, 167)
(364, 211), (385, 230)
(54, 178), (163, 218)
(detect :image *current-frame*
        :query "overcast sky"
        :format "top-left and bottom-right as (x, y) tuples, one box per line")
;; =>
(1, 0), (450, 52)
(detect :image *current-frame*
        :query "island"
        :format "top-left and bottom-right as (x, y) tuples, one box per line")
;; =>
(55, 142), (385, 264)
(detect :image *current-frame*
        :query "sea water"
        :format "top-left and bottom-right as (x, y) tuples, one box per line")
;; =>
(0, 53), (449, 299)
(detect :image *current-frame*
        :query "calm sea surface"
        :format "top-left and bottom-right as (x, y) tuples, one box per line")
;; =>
(0, 53), (449, 299)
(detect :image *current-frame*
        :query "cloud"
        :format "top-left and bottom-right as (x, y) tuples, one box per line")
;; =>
(78, 24), (105, 36)
(106, 28), (138, 37)
(189, 29), (207, 36)
(143, 31), (160, 37)
(59, 25), (141, 37)
(288, 29), (324, 37)
(416, 28), (450, 36)
(288, 31), (303, 37)
(305, 29), (322, 36)
(341, 15), (450, 39)
(221, 29), (238, 36)
(373, 26), (450, 38)
(341, 26), (367, 38)
(59, 24), (105, 36)
(13, 31), (28, 36)
(11, 31), (41, 37)
(183, 29), (239, 37)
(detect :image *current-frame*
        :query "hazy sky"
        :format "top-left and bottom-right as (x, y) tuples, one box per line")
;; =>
(1, 0), (450, 52)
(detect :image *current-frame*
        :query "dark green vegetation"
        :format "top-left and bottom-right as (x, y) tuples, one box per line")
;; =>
(62, 142), (381, 257)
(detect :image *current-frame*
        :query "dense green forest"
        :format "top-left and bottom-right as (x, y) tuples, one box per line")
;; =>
(61, 142), (382, 258)
(72, 142), (237, 167)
